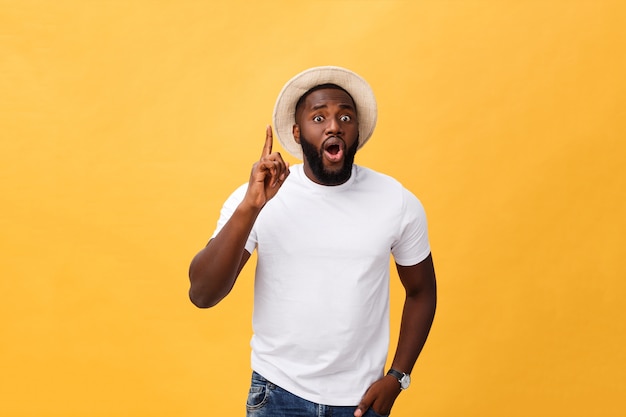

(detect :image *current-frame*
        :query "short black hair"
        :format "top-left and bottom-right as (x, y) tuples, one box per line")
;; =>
(295, 83), (357, 114)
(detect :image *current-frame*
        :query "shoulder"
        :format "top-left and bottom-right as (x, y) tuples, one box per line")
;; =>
(355, 165), (426, 212)
(355, 165), (402, 187)
(354, 165), (415, 198)
(231, 182), (249, 199)
(220, 182), (248, 209)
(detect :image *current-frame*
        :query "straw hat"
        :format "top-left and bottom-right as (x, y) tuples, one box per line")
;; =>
(272, 66), (377, 160)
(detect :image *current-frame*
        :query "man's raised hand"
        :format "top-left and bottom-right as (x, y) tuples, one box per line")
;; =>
(245, 125), (290, 209)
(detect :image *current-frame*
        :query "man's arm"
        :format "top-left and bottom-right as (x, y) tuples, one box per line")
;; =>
(354, 253), (437, 416)
(188, 126), (290, 308)
(188, 213), (255, 308)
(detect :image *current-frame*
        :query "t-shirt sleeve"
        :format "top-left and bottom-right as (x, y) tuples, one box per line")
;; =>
(391, 188), (431, 266)
(210, 183), (257, 254)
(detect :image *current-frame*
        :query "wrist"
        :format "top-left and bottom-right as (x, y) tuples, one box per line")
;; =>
(237, 198), (264, 216)
(387, 368), (411, 390)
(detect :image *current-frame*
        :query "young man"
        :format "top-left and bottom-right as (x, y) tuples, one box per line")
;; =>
(189, 66), (437, 417)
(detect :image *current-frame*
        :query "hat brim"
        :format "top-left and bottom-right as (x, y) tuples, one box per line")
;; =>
(272, 66), (377, 160)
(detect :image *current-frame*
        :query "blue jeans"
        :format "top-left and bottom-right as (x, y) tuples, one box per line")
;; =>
(246, 371), (389, 417)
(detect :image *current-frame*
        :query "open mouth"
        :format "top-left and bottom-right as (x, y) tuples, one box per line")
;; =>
(323, 137), (345, 163)
(327, 144), (341, 155)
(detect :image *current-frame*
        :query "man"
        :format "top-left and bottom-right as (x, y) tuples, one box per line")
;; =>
(189, 66), (437, 417)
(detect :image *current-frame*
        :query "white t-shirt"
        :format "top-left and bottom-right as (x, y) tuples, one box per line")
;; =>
(212, 164), (430, 405)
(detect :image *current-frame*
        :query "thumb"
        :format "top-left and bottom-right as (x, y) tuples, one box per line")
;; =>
(354, 400), (370, 417)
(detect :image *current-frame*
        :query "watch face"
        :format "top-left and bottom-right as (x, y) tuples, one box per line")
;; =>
(400, 374), (411, 390)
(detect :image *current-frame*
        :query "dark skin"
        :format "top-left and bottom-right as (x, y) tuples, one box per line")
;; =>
(293, 88), (359, 184)
(189, 88), (437, 416)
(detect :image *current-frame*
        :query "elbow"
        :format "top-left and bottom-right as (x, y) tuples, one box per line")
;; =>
(188, 285), (222, 309)
(189, 294), (210, 309)
(188, 252), (237, 308)
(188, 263), (221, 308)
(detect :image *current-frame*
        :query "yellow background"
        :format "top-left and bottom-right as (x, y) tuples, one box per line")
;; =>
(1, 1), (625, 416)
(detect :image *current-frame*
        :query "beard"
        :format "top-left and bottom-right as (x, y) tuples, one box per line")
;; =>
(299, 134), (359, 186)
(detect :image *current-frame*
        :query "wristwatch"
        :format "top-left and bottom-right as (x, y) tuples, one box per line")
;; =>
(387, 368), (411, 390)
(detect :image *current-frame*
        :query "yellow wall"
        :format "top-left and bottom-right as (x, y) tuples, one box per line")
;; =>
(1, 1), (624, 416)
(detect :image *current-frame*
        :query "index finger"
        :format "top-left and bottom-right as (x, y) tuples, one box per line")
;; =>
(261, 125), (273, 158)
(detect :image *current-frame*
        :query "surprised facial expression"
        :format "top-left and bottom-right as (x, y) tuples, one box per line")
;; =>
(293, 87), (360, 185)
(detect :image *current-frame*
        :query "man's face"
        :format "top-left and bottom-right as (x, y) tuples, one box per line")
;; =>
(293, 87), (360, 185)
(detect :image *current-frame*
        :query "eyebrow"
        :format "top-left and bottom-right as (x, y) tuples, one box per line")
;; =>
(310, 103), (356, 111)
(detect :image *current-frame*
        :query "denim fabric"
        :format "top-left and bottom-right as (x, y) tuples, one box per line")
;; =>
(246, 372), (389, 417)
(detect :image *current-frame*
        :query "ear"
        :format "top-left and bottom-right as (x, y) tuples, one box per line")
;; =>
(292, 124), (301, 144)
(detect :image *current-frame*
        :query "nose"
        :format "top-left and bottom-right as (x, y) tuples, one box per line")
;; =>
(325, 116), (344, 136)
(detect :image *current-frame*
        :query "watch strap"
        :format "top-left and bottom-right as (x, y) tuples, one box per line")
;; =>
(387, 369), (405, 380)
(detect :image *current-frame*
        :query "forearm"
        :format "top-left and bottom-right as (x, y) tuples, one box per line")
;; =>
(188, 202), (259, 308)
(353, 282), (436, 417)
(389, 285), (437, 374)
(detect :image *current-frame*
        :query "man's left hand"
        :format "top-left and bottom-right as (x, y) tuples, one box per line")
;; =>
(353, 375), (402, 417)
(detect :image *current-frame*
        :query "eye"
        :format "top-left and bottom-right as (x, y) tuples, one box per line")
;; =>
(340, 115), (351, 122)
(313, 115), (324, 123)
